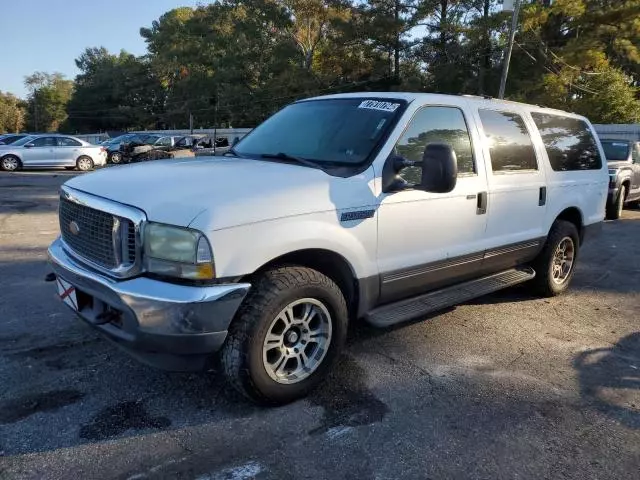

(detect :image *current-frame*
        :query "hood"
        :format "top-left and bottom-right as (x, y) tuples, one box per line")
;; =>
(607, 160), (631, 169)
(64, 157), (377, 230)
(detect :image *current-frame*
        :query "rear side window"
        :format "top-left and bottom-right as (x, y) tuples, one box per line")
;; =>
(57, 137), (82, 147)
(531, 112), (602, 170)
(479, 109), (537, 172)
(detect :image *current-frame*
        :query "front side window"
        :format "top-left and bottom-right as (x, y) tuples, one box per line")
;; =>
(156, 137), (172, 146)
(394, 106), (475, 184)
(57, 137), (82, 147)
(479, 109), (538, 172)
(31, 137), (57, 147)
(234, 98), (405, 166)
(531, 113), (602, 170)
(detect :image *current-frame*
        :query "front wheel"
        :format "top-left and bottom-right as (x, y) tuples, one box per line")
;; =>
(1, 155), (21, 172)
(606, 185), (626, 220)
(530, 220), (580, 297)
(221, 266), (348, 405)
(110, 152), (122, 164)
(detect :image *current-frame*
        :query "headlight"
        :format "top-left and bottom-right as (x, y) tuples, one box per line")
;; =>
(144, 223), (215, 280)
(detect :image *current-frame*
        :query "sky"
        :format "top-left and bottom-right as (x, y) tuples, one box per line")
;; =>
(0, 0), (202, 98)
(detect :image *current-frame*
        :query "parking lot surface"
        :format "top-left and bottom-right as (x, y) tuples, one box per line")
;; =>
(1, 171), (639, 480)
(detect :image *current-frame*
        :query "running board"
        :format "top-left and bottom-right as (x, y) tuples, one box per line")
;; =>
(366, 267), (536, 328)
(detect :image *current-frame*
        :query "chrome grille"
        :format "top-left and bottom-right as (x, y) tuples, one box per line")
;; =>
(59, 198), (118, 268)
(58, 186), (145, 278)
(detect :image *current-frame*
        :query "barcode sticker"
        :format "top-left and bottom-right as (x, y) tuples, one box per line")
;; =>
(358, 100), (400, 112)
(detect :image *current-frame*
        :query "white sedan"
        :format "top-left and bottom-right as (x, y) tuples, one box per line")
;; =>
(0, 135), (108, 172)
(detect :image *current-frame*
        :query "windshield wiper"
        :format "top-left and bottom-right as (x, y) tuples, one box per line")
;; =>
(259, 152), (326, 171)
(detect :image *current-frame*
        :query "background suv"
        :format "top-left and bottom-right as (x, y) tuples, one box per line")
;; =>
(601, 138), (640, 219)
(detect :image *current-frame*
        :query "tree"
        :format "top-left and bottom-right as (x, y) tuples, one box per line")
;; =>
(0, 92), (26, 133)
(24, 72), (73, 132)
(64, 47), (165, 132)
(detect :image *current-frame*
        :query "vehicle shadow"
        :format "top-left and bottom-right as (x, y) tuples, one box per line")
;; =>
(573, 332), (640, 429)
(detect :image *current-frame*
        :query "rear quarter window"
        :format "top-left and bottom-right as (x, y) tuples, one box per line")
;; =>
(530, 112), (602, 171)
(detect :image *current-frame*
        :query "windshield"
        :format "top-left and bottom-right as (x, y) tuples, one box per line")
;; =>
(601, 140), (630, 161)
(12, 136), (35, 146)
(234, 98), (405, 165)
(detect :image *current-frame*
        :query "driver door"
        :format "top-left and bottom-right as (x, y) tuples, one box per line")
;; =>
(376, 103), (489, 303)
(22, 136), (57, 167)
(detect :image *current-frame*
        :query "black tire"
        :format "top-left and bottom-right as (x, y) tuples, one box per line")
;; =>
(530, 220), (580, 297)
(0, 155), (21, 172)
(110, 152), (122, 164)
(76, 156), (94, 171)
(221, 266), (348, 405)
(606, 184), (626, 220)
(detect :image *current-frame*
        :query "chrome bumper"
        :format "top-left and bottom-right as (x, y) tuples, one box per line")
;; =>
(48, 236), (251, 371)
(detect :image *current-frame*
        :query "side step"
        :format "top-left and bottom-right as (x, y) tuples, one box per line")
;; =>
(366, 267), (536, 328)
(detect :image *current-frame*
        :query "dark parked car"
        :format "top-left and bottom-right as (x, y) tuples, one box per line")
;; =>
(102, 134), (137, 164)
(0, 134), (31, 145)
(602, 139), (640, 219)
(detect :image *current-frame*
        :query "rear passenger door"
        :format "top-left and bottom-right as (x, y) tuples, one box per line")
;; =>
(474, 108), (547, 271)
(55, 137), (83, 166)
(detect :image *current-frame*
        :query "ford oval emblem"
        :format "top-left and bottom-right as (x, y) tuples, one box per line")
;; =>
(69, 220), (81, 236)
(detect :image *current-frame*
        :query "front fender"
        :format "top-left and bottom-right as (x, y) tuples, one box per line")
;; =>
(209, 211), (378, 280)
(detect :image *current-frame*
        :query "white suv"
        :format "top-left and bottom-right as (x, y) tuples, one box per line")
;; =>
(48, 93), (608, 404)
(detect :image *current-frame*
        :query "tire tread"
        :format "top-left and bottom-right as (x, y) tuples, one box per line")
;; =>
(221, 266), (347, 404)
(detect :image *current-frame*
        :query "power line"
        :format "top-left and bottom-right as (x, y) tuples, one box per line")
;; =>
(514, 42), (600, 95)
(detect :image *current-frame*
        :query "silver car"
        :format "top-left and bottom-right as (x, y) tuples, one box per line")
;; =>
(0, 135), (108, 172)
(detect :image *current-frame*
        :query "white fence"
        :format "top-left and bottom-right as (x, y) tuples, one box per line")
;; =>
(593, 124), (640, 142)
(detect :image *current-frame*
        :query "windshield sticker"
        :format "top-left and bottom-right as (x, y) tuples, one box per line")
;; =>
(358, 100), (400, 112)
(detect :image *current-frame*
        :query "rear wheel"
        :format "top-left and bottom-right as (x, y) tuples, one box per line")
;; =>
(0, 155), (21, 172)
(606, 184), (626, 220)
(530, 220), (580, 297)
(221, 266), (348, 405)
(76, 156), (94, 171)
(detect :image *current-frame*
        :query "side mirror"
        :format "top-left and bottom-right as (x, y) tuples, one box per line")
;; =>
(419, 143), (457, 193)
(382, 143), (457, 193)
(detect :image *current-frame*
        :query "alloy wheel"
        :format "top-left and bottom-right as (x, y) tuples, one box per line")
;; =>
(262, 298), (333, 384)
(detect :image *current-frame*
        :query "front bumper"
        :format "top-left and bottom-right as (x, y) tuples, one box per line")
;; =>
(48, 237), (251, 371)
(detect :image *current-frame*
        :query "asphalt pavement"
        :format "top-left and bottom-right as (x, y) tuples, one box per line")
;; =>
(0, 170), (639, 480)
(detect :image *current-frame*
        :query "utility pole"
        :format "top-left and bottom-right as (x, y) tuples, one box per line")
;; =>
(498, 0), (521, 99)
(213, 85), (218, 153)
(189, 111), (194, 134)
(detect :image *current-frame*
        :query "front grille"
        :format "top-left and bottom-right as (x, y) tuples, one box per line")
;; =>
(59, 197), (138, 271)
(60, 198), (117, 268)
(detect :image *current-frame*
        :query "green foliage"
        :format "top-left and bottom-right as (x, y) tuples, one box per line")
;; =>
(0, 92), (26, 133)
(16, 0), (639, 131)
(63, 48), (165, 132)
(24, 72), (73, 132)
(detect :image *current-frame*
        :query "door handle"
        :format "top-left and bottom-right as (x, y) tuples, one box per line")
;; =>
(539, 186), (547, 206)
(477, 191), (487, 215)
